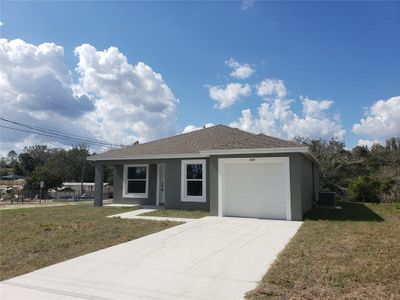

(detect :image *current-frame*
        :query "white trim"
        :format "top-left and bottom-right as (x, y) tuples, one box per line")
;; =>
(89, 147), (321, 168)
(88, 153), (208, 161)
(122, 164), (149, 198)
(283, 158), (292, 220)
(156, 164), (160, 206)
(181, 159), (206, 203)
(156, 163), (166, 206)
(303, 151), (321, 167)
(201, 147), (308, 155)
(88, 147), (321, 166)
(217, 157), (292, 220)
(218, 160), (223, 217)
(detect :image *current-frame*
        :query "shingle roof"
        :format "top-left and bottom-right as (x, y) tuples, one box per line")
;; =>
(208, 133), (303, 150)
(88, 125), (305, 161)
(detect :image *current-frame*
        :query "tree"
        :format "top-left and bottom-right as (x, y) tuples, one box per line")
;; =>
(17, 153), (35, 176)
(20, 144), (99, 190)
(6, 150), (18, 167)
(296, 137), (353, 194)
(348, 176), (381, 203)
(17, 145), (50, 176)
(385, 138), (400, 201)
(26, 165), (64, 190)
(380, 177), (395, 201)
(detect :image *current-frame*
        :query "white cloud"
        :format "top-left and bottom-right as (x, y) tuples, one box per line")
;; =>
(352, 96), (400, 140)
(182, 123), (215, 134)
(74, 44), (178, 144)
(357, 139), (381, 148)
(0, 38), (178, 153)
(225, 58), (255, 79)
(241, 0), (254, 10)
(0, 39), (93, 118)
(0, 21), (3, 27)
(231, 97), (345, 140)
(208, 83), (251, 109)
(302, 97), (333, 117)
(0, 38), (96, 153)
(257, 79), (287, 98)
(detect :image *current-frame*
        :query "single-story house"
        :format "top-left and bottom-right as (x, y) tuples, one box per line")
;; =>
(88, 125), (320, 221)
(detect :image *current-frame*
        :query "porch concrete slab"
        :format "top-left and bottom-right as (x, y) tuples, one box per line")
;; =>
(108, 208), (157, 217)
(103, 203), (140, 208)
(0, 216), (302, 300)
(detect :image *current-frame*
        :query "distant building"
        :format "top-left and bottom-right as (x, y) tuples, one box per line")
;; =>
(62, 182), (112, 197)
(0, 176), (25, 202)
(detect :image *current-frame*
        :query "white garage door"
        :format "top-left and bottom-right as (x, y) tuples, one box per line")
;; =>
(219, 157), (291, 220)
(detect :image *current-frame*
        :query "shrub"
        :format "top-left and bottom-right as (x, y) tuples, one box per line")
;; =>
(348, 176), (381, 203)
(380, 177), (395, 194)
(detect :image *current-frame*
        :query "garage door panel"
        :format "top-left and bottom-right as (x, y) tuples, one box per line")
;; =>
(221, 158), (290, 220)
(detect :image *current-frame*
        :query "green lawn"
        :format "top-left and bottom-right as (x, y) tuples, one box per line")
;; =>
(246, 202), (400, 299)
(0, 204), (180, 280)
(139, 209), (209, 219)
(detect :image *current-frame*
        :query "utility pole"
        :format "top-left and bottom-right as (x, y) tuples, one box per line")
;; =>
(39, 181), (44, 203)
(80, 153), (85, 198)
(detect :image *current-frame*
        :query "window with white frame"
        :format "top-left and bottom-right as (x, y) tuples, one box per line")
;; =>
(123, 164), (149, 198)
(181, 160), (206, 202)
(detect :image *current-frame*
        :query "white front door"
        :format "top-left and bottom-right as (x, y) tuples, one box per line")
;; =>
(157, 164), (166, 205)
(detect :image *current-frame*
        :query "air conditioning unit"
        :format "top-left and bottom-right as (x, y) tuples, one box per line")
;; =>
(317, 192), (336, 207)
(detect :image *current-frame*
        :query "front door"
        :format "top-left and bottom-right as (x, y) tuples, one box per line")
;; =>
(157, 164), (166, 205)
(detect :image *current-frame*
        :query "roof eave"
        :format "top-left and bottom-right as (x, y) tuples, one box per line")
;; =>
(199, 146), (309, 155)
(201, 147), (321, 167)
(87, 146), (321, 167)
(87, 152), (209, 161)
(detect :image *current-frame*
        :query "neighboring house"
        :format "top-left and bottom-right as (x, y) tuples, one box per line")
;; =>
(0, 176), (25, 202)
(88, 125), (320, 221)
(61, 182), (111, 197)
(48, 186), (76, 199)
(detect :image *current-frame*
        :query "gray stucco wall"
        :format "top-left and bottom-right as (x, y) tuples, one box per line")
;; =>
(298, 155), (314, 215)
(313, 164), (320, 204)
(113, 163), (157, 205)
(106, 153), (318, 219)
(164, 159), (210, 211)
(111, 158), (209, 210)
(209, 153), (319, 221)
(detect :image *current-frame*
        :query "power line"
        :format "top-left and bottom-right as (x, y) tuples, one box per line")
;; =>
(0, 125), (114, 147)
(0, 117), (125, 147)
(0, 117), (120, 146)
(0, 125), (119, 149)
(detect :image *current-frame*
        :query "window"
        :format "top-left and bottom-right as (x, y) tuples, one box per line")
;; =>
(123, 164), (149, 198)
(181, 160), (206, 202)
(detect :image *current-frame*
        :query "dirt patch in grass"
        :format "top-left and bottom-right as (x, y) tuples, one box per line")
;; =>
(139, 209), (209, 219)
(0, 204), (180, 280)
(246, 202), (400, 300)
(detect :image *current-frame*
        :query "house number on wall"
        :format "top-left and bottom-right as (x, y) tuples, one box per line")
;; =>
(249, 158), (256, 162)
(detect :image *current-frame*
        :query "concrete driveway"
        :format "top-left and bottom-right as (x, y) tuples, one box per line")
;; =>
(0, 216), (302, 300)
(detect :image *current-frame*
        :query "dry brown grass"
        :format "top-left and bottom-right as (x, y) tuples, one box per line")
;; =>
(246, 203), (400, 300)
(0, 204), (180, 280)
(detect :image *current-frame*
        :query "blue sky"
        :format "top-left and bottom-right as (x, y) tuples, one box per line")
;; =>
(0, 1), (399, 153)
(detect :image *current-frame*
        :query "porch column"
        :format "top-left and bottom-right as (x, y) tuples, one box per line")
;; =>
(94, 163), (104, 207)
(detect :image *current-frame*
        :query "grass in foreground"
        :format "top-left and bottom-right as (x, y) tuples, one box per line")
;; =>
(247, 202), (400, 300)
(140, 209), (209, 219)
(0, 204), (179, 280)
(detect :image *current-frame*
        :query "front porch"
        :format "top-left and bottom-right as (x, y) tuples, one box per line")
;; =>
(94, 162), (166, 207)
(94, 160), (210, 212)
